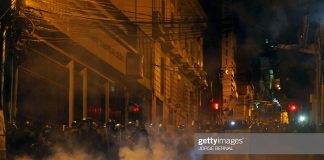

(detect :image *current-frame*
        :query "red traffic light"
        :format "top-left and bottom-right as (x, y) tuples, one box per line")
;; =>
(129, 102), (140, 112)
(213, 102), (220, 110)
(210, 99), (221, 110)
(289, 104), (297, 112)
(133, 107), (140, 112)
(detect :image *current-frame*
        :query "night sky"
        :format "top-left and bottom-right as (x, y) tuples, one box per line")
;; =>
(199, 0), (324, 100)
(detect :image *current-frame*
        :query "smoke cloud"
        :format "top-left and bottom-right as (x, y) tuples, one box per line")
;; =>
(119, 131), (202, 160)
(15, 146), (107, 160)
(11, 127), (201, 160)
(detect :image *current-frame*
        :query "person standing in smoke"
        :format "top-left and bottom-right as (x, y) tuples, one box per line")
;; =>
(103, 119), (119, 160)
(137, 123), (151, 152)
(19, 121), (37, 157)
(126, 120), (151, 152)
(6, 122), (18, 159)
(78, 118), (101, 154)
(33, 124), (52, 159)
(125, 121), (137, 148)
(63, 121), (80, 152)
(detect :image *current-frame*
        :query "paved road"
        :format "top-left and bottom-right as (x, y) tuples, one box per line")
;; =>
(203, 155), (324, 160)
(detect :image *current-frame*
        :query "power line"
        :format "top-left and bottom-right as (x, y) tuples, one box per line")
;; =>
(26, 7), (206, 25)
(64, 0), (205, 18)
(0, 7), (11, 20)
(22, 9), (205, 40)
(26, 0), (204, 18)
(0, 0), (17, 20)
(22, 0), (207, 24)
(21, 0), (207, 40)
(18, 1), (206, 51)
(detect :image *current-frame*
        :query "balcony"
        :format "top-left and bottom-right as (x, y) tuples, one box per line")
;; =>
(152, 11), (166, 40)
(161, 28), (177, 52)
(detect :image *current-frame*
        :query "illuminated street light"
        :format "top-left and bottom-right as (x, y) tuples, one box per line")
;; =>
(298, 115), (307, 123)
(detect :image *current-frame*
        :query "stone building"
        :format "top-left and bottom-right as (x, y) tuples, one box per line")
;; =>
(220, 0), (238, 120)
(0, 0), (207, 128)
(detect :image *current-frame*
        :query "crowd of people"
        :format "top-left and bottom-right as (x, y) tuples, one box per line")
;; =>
(5, 119), (158, 160)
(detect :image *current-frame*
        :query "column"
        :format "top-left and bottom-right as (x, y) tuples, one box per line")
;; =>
(1, 29), (7, 108)
(143, 94), (151, 123)
(67, 61), (75, 127)
(80, 68), (87, 119)
(9, 49), (14, 123)
(152, 95), (156, 123)
(124, 89), (129, 125)
(104, 82), (110, 122)
(13, 67), (18, 122)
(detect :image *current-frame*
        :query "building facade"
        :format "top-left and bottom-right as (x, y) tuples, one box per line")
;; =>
(220, 0), (238, 120)
(1, 0), (207, 129)
(133, 0), (207, 128)
(220, 31), (238, 120)
(236, 83), (254, 121)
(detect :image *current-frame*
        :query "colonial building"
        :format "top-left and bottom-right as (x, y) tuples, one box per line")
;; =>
(220, 31), (238, 120)
(131, 0), (207, 127)
(1, 0), (207, 129)
(220, 0), (238, 120)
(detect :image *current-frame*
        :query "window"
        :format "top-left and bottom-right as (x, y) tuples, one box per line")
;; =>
(160, 57), (165, 95)
(162, 0), (166, 17)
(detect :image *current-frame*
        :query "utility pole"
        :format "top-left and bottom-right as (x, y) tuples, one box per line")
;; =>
(277, 16), (324, 126)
